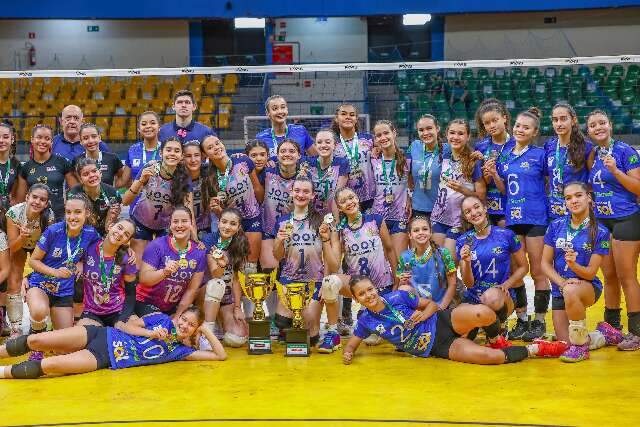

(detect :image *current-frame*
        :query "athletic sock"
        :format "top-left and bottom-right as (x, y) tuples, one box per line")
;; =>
(326, 324), (338, 333)
(628, 312), (640, 337)
(604, 307), (622, 330)
(568, 319), (588, 345)
(517, 311), (527, 322)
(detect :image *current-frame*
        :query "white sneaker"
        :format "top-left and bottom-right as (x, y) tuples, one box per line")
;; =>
(363, 334), (383, 346)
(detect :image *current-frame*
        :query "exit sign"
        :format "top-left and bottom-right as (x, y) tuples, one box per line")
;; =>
(87, 25), (100, 32)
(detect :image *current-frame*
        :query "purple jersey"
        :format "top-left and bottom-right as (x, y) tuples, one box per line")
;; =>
(371, 157), (411, 222)
(334, 134), (376, 203)
(131, 169), (191, 231)
(353, 290), (438, 357)
(219, 155), (261, 220)
(82, 241), (138, 316)
(107, 312), (196, 370)
(138, 236), (207, 313)
(28, 222), (100, 297)
(256, 124), (314, 157)
(262, 167), (296, 238)
(203, 232), (235, 305)
(431, 156), (482, 227)
(275, 214), (324, 283)
(340, 214), (392, 289)
(305, 156), (349, 216)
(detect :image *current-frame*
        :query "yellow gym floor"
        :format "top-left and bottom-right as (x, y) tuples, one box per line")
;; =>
(1, 269), (639, 427)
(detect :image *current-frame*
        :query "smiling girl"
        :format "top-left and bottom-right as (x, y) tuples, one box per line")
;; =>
(73, 123), (129, 188)
(256, 95), (315, 157)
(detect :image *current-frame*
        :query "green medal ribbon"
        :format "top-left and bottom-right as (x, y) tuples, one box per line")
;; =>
(0, 158), (11, 195)
(316, 157), (332, 200)
(566, 217), (590, 244)
(381, 157), (396, 186)
(340, 133), (360, 169)
(66, 230), (83, 268)
(554, 141), (567, 194)
(216, 236), (232, 250)
(99, 241), (117, 292)
(271, 125), (289, 147)
(217, 159), (232, 192)
(142, 143), (160, 165)
(421, 144), (438, 186)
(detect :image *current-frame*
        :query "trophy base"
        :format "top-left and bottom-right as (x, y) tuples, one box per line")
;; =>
(248, 320), (272, 355)
(284, 328), (310, 357)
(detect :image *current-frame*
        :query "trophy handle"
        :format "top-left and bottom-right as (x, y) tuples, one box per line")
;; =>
(275, 280), (290, 311)
(305, 281), (317, 306)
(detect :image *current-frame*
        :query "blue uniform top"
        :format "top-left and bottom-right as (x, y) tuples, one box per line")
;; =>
(498, 145), (548, 226)
(588, 140), (640, 219)
(29, 222), (100, 297)
(397, 247), (456, 304)
(158, 120), (215, 144)
(107, 312), (196, 370)
(256, 124), (314, 158)
(354, 290), (438, 357)
(543, 217), (610, 298)
(126, 141), (162, 181)
(474, 135), (515, 216)
(456, 226), (521, 304)
(543, 137), (593, 219)
(408, 141), (451, 213)
(52, 134), (110, 161)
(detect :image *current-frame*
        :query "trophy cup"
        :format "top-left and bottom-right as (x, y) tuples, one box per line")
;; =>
(276, 281), (317, 357)
(238, 270), (277, 355)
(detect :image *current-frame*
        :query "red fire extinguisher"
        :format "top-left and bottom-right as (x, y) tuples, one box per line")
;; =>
(26, 42), (36, 67)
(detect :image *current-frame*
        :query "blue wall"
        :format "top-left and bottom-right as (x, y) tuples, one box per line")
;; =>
(3, 0), (639, 18)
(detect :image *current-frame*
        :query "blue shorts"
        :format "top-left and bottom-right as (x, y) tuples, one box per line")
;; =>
(385, 219), (408, 235)
(432, 221), (463, 240)
(242, 215), (262, 233)
(133, 217), (167, 241)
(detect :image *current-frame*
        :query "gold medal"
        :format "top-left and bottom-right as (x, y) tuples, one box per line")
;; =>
(217, 191), (228, 203)
(350, 168), (362, 180)
(212, 248), (224, 259)
(179, 257), (189, 269)
(285, 222), (294, 234)
(385, 193), (394, 205)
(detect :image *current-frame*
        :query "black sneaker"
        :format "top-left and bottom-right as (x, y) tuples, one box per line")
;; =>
(522, 320), (546, 342)
(509, 318), (529, 340)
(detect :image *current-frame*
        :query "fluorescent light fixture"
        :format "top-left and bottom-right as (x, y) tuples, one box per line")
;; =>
(403, 14), (432, 25)
(234, 18), (265, 29)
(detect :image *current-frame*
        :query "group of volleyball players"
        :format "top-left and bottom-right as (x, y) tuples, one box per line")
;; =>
(0, 86), (638, 380)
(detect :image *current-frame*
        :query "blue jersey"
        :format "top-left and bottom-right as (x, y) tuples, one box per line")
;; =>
(29, 222), (100, 297)
(588, 140), (640, 219)
(353, 290), (438, 357)
(52, 134), (110, 161)
(474, 135), (515, 216)
(544, 137), (593, 219)
(397, 247), (455, 304)
(543, 217), (610, 298)
(408, 141), (450, 213)
(498, 145), (548, 226)
(107, 313), (196, 370)
(256, 124), (314, 158)
(159, 120), (215, 144)
(456, 226), (521, 304)
(126, 141), (162, 181)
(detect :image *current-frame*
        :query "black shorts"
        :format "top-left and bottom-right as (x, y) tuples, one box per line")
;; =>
(507, 224), (547, 238)
(552, 282), (603, 310)
(80, 311), (128, 327)
(48, 294), (74, 308)
(488, 214), (506, 226)
(134, 301), (174, 317)
(430, 309), (460, 359)
(598, 211), (640, 241)
(84, 325), (111, 370)
(73, 278), (84, 304)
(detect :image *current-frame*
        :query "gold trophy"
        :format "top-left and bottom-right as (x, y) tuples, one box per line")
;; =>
(238, 270), (277, 355)
(276, 281), (317, 357)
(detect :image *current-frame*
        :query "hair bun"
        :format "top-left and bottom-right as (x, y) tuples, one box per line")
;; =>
(527, 107), (542, 119)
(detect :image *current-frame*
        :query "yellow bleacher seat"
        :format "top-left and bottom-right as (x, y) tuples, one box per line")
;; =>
(205, 79), (221, 94)
(193, 75), (206, 85)
(112, 117), (126, 128)
(216, 113), (230, 129)
(127, 127), (138, 140)
(198, 114), (213, 128)
(218, 97), (232, 113)
(95, 117), (110, 132)
(125, 87), (139, 102)
(109, 127), (125, 141)
(199, 97), (215, 114)
(42, 117), (56, 128)
(176, 75), (190, 87)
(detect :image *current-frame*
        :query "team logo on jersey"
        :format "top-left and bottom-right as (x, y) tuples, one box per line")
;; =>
(487, 199), (501, 211)
(197, 242), (206, 250)
(510, 207), (522, 220)
(596, 204), (614, 216)
(112, 340), (129, 362)
(601, 241), (610, 249)
(29, 168), (36, 175)
(630, 154), (639, 164)
(547, 157), (554, 167)
(551, 205), (567, 216)
(492, 247), (503, 255)
(519, 162), (530, 169)
(114, 265), (122, 275)
(133, 159), (141, 167)
(52, 247), (63, 258)
(46, 166), (57, 172)
(87, 256), (95, 267)
(582, 242), (592, 252)
(189, 259), (197, 269)
(470, 250), (478, 261)
(416, 332), (432, 352)
(375, 324), (386, 335)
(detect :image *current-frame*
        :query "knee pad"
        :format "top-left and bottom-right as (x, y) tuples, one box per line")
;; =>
(513, 286), (527, 309)
(502, 346), (529, 363)
(7, 294), (23, 323)
(495, 304), (509, 323)
(244, 263), (258, 275)
(0, 280), (6, 292)
(274, 313), (293, 330)
(534, 289), (551, 314)
(222, 332), (247, 347)
(321, 275), (342, 303)
(6, 335), (30, 357)
(204, 279), (226, 303)
(10, 360), (44, 379)
(568, 320), (588, 345)
(29, 316), (49, 333)
(604, 308), (622, 330)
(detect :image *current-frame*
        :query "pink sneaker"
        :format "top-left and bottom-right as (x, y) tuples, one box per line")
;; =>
(28, 351), (44, 361)
(560, 343), (590, 363)
(596, 321), (624, 345)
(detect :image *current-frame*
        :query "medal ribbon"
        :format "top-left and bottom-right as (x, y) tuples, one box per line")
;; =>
(316, 157), (332, 200)
(99, 241), (117, 292)
(340, 133), (360, 169)
(554, 141), (567, 194)
(566, 216), (590, 244)
(271, 125), (289, 148)
(66, 230), (83, 265)
(172, 236), (191, 262)
(142, 143), (160, 165)
(0, 158), (11, 195)
(421, 144), (438, 186)
(217, 159), (232, 192)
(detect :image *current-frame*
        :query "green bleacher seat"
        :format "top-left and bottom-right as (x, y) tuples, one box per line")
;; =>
(395, 110), (410, 128)
(610, 65), (625, 78)
(510, 68), (523, 80)
(494, 69), (508, 80)
(577, 66), (591, 79)
(452, 101), (467, 116)
(461, 69), (474, 81)
(477, 69), (489, 81)
(417, 95), (430, 111)
(560, 67), (574, 80)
